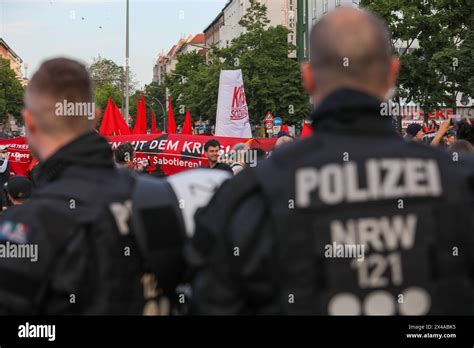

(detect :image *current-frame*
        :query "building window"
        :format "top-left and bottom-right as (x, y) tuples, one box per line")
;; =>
(336, 0), (341, 6)
(312, 0), (317, 20)
(324, 0), (329, 14)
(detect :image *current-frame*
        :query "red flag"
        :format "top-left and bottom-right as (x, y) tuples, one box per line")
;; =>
(99, 97), (132, 136)
(140, 93), (148, 133)
(181, 110), (193, 135)
(280, 124), (290, 134)
(99, 97), (117, 136)
(167, 96), (177, 134)
(151, 109), (160, 133)
(301, 122), (313, 138)
(133, 93), (148, 134)
(112, 101), (131, 135)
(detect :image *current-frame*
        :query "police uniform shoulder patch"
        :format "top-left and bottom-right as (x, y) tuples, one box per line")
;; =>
(0, 221), (30, 244)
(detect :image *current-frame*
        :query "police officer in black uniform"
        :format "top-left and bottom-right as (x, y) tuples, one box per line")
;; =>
(188, 8), (474, 315)
(0, 58), (231, 315)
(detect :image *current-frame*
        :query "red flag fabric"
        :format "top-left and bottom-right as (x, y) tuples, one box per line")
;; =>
(140, 93), (148, 133)
(133, 93), (148, 134)
(112, 101), (131, 135)
(99, 98), (132, 136)
(167, 96), (177, 134)
(181, 111), (193, 135)
(301, 122), (314, 138)
(99, 97), (117, 136)
(151, 109), (160, 133)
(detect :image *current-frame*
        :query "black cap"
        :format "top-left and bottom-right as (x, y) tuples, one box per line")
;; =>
(406, 123), (423, 137)
(4, 176), (33, 200)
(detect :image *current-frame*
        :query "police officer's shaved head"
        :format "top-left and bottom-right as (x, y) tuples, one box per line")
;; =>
(23, 58), (98, 160)
(303, 7), (399, 102)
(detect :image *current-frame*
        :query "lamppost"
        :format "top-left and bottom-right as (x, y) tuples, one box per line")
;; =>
(125, 0), (130, 125)
(166, 73), (188, 131)
(146, 95), (166, 132)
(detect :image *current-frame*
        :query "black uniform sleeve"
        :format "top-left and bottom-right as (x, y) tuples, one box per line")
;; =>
(0, 202), (46, 314)
(188, 169), (279, 315)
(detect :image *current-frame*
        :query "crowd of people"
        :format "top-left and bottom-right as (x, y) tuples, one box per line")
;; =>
(405, 118), (474, 152)
(0, 7), (473, 316)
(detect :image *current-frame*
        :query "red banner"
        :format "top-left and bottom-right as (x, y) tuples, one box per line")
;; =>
(0, 138), (32, 176)
(0, 134), (277, 177)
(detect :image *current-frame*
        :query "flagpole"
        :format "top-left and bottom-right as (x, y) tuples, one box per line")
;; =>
(125, 0), (130, 125)
(165, 87), (169, 133)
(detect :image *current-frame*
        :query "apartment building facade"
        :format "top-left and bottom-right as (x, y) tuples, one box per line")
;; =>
(0, 38), (27, 86)
(219, 0), (297, 56)
(153, 34), (206, 84)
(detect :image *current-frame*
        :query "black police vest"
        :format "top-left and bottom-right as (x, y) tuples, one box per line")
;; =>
(254, 134), (474, 315)
(28, 170), (182, 315)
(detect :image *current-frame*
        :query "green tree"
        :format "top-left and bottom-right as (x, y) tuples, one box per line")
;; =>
(89, 55), (137, 107)
(0, 57), (24, 125)
(89, 55), (138, 127)
(361, 0), (473, 129)
(239, 0), (270, 31)
(165, 51), (208, 125)
(432, 0), (473, 109)
(94, 82), (123, 112)
(89, 55), (136, 91)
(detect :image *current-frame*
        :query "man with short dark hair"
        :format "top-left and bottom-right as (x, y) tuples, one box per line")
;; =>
(114, 142), (135, 169)
(188, 7), (474, 315)
(203, 139), (233, 174)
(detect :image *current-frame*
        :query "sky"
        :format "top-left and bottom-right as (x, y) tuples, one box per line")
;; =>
(0, 0), (227, 88)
